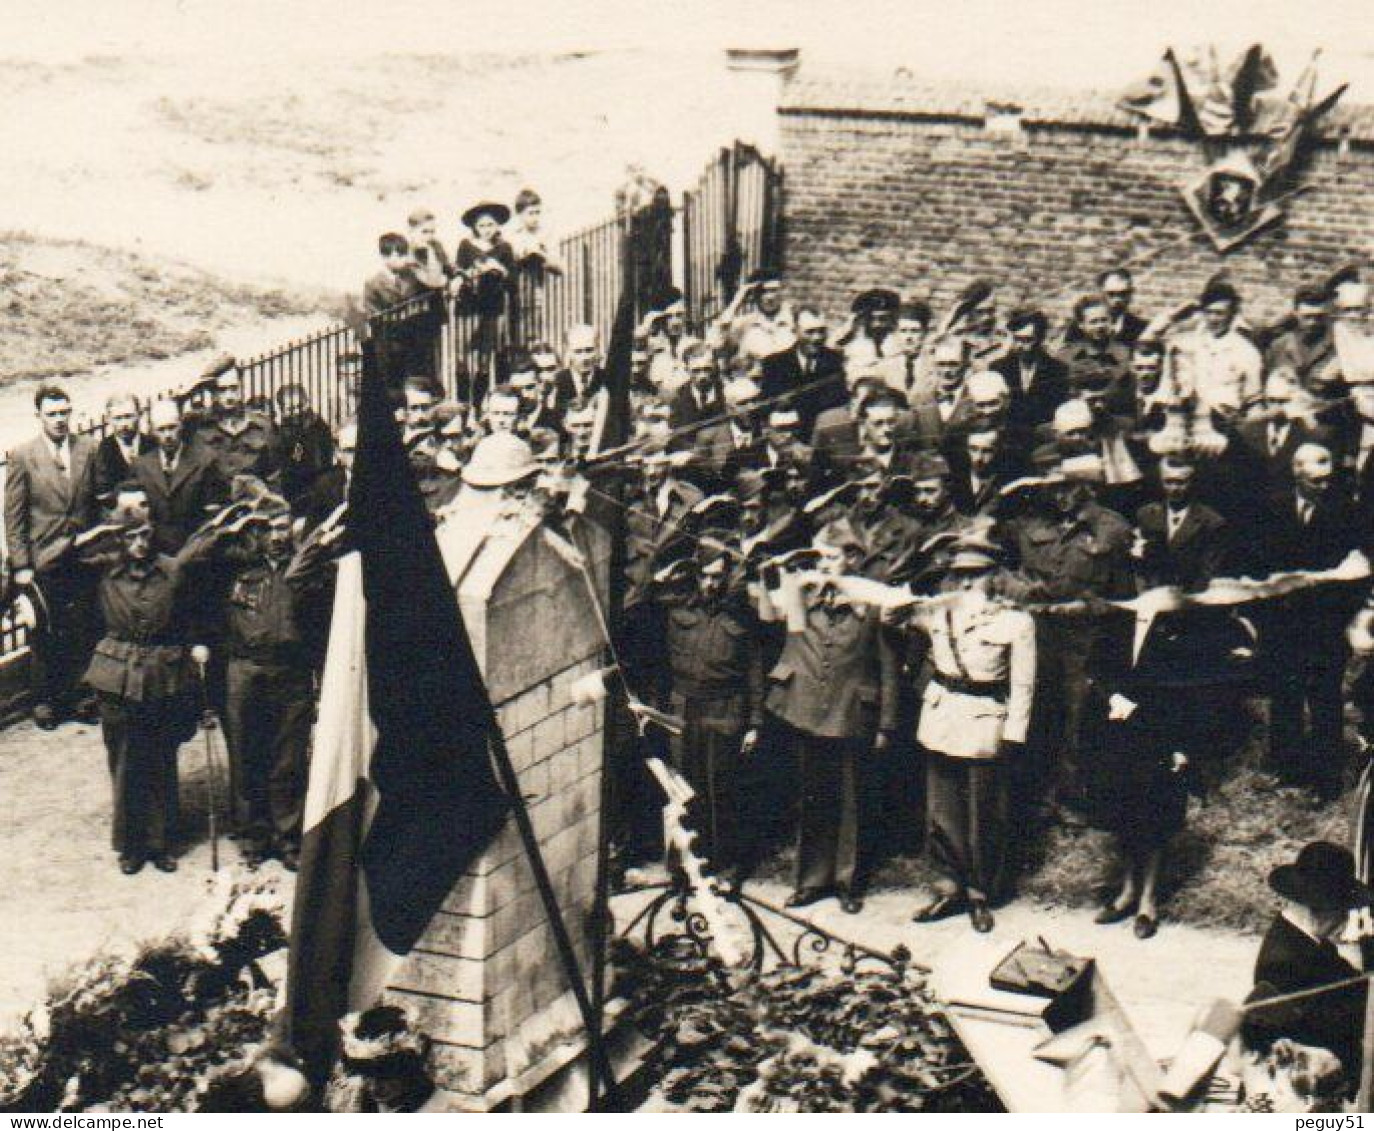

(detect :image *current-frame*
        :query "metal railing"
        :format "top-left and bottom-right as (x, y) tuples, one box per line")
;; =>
(0, 149), (780, 687)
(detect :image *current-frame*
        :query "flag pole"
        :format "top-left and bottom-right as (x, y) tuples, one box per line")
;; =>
(481, 714), (620, 1109)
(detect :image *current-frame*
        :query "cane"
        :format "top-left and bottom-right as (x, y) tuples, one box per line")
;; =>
(191, 645), (220, 872)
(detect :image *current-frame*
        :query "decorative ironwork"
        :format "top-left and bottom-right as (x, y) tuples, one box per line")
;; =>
(615, 879), (924, 978)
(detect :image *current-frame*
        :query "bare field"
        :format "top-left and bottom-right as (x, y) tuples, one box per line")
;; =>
(1, 232), (328, 385)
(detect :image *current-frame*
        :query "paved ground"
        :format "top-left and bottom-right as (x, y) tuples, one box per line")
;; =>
(0, 712), (293, 1029)
(0, 706), (1254, 1059)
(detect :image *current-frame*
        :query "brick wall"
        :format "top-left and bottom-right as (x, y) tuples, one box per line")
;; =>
(778, 70), (1374, 328)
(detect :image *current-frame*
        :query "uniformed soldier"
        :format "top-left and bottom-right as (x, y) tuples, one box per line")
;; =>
(79, 486), (241, 874)
(762, 519), (899, 913)
(1001, 452), (1134, 814)
(193, 367), (284, 487)
(220, 496), (329, 869)
(657, 533), (763, 887)
(905, 535), (1036, 933)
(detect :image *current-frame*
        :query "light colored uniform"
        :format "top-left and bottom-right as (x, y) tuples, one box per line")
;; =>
(1173, 327), (1263, 417)
(915, 597), (1036, 759)
(911, 592), (1036, 903)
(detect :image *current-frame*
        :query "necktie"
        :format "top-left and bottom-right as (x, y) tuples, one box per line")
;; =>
(1269, 424), (1285, 458)
(54, 444), (68, 478)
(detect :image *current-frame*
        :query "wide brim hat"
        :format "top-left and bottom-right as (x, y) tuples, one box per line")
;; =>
(461, 432), (539, 487)
(1268, 841), (1372, 911)
(462, 201), (512, 229)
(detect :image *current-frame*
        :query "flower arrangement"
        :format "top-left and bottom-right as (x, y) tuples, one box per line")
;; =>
(0, 879), (287, 1113)
(613, 936), (1000, 1113)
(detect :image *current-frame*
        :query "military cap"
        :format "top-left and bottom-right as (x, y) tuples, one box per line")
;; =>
(202, 353), (237, 382)
(851, 287), (901, 316)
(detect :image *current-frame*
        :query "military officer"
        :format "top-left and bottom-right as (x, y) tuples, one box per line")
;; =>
(658, 533), (764, 886)
(80, 488), (240, 874)
(194, 366), (284, 487)
(220, 496), (327, 869)
(762, 519), (899, 913)
(906, 536), (1036, 933)
(1002, 452), (1134, 814)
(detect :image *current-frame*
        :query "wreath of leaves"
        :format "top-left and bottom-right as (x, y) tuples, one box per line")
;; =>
(612, 936), (1001, 1113)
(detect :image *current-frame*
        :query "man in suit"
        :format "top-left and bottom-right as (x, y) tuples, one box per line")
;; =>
(1133, 456), (1228, 590)
(758, 307), (847, 434)
(949, 427), (1025, 517)
(812, 386), (910, 485)
(864, 300), (932, 400)
(909, 337), (970, 444)
(993, 309), (1071, 430)
(1245, 842), (1369, 1075)
(692, 376), (766, 490)
(668, 342), (725, 443)
(550, 323), (606, 420)
(275, 384), (335, 518)
(4, 385), (100, 728)
(362, 232), (428, 393)
(1260, 443), (1361, 798)
(1062, 268), (1148, 348)
(93, 395), (154, 500)
(763, 520), (899, 913)
(134, 400), (230, 554)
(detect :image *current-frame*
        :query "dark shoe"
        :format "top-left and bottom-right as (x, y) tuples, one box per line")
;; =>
(73, 698), (100, 725)
(119, 854), (145, 875)
(786, 886), (828, 909)
(1133, 913), (1158, 940)
(838, 890), (864, 914)
(153, 854), (178, 873)
(969, 899), (995, 934)
(278, 845), (300, 872)
(1094, 902), (1136, 925)
(33, 704), (57, 731)
(912, 892), (965, 923)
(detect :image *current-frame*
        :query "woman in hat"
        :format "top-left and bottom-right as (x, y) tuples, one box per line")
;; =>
(1244, 841), (1370, 1077)
(455, 201), (517, 375)
(906, 534), (1036, 933)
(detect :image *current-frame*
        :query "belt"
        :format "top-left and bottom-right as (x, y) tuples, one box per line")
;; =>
(932, 673), (1008, 701)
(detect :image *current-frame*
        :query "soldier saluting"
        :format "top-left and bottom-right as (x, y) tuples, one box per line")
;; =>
(79, 485), (248, 875)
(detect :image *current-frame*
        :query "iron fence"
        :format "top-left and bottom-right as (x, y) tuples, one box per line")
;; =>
(0, 147), (779, 685)
(682, 142), (784, 331)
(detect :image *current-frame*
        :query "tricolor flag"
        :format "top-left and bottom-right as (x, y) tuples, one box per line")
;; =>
(281, 369), (509, 1077)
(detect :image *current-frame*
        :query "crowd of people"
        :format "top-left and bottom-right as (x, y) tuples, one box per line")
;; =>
(7, 212), (1374, 1079)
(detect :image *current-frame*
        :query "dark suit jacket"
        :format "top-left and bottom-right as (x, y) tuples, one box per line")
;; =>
(550, 367), (606, 418)
(759, 345), (847, 432)
(1135, 501), (1228, 590)
(133, 445), (229, 554)
(667, 383), (725, 446)
(947, 438), (1029, 517)
(1262, 488), (1359, 574)
(992, 352), (1072, 430)
(765, 597), (899, 739)
(93, 433), (155, 499)
(4, 435), (99, 573)
(1245, 914), (1365, 1070)
(692, 422), (764, 489)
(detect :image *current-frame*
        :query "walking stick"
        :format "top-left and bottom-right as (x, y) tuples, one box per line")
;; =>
(191, 645), (220, 872)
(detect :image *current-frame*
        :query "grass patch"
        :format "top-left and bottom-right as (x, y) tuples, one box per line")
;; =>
(0, 232), (333, 383)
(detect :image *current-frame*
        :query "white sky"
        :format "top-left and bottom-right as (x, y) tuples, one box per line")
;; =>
(5, 0), (1374, 97)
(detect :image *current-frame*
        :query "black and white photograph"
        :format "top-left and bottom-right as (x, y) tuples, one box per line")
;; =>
(3, 0), (1374, 1116)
